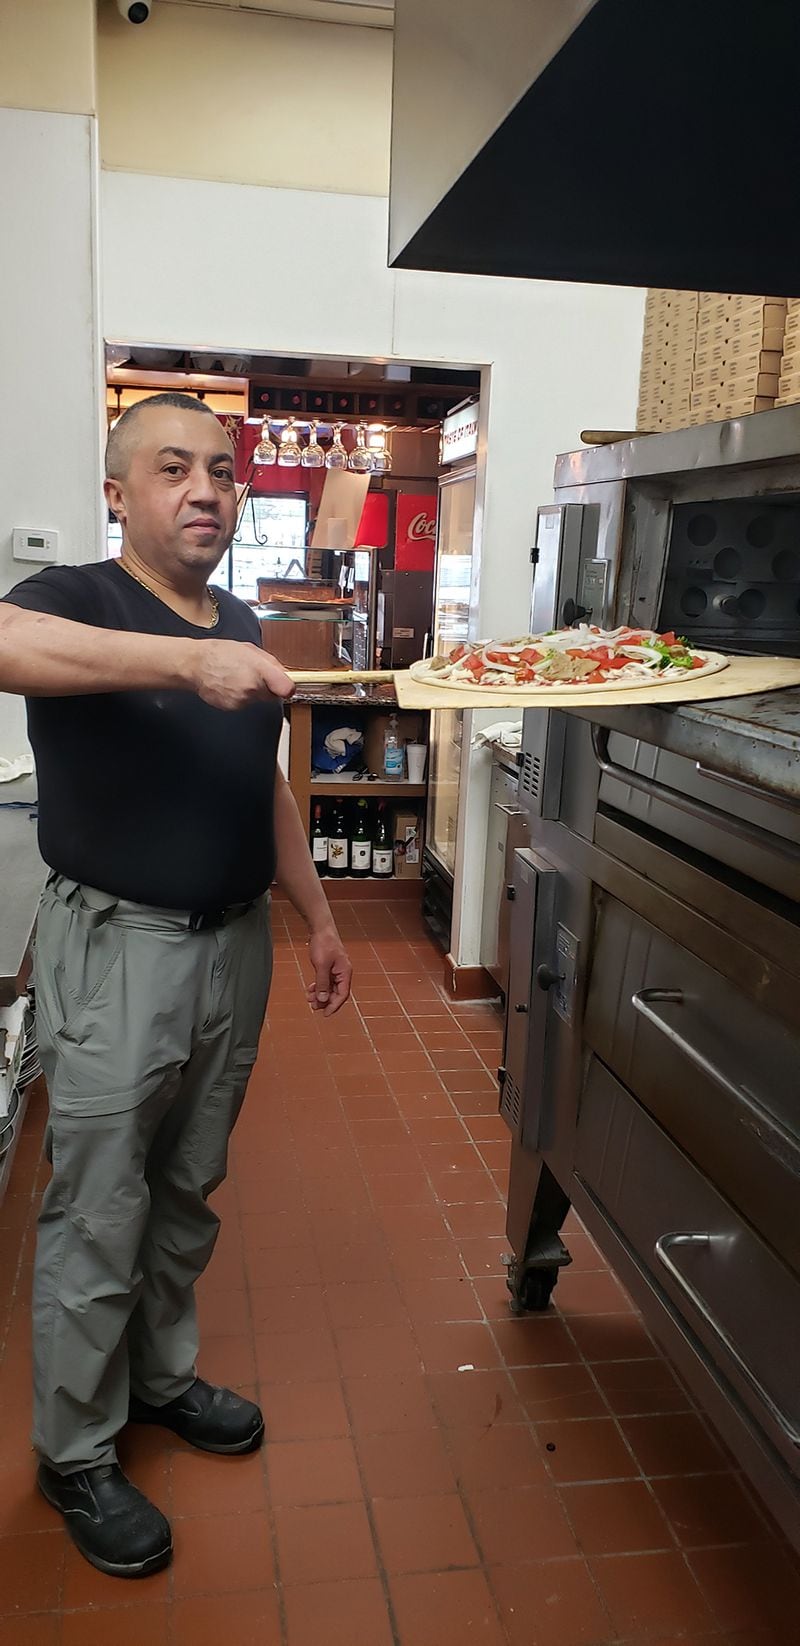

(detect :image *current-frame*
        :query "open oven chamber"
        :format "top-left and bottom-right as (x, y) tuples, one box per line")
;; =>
(500, 409), (800, 1548)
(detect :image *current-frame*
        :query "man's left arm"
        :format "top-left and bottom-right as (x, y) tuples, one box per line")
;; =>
(272, 768), (353, 1015)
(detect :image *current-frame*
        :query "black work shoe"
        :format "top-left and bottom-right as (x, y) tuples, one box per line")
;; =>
(37, 1461), (172, 1578)
(129, 1377), (265, 1455)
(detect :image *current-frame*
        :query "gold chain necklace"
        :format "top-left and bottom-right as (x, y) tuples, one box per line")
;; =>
(119, 558), (219, 629)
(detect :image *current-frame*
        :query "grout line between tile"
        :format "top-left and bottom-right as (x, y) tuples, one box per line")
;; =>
(231, 1121), (289, 1646)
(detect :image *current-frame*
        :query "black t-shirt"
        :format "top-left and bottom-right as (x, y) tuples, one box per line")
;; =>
(3, 560), (283, 911)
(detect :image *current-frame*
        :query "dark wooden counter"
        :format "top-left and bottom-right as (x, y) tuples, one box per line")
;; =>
(289, 682), (399, 708)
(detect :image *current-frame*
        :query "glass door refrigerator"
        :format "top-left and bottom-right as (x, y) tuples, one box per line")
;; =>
(422, 456), (477, 948)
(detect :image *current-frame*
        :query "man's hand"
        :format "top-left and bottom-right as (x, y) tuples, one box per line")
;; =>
(193, 640), (295, 709)
(307, 922), (353, 1017)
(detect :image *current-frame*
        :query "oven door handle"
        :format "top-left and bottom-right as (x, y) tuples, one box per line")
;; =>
(632, 988), (800, 1167)
(695, 761), (800, 814)
(590, 724), (800, 863)
(654, 1232), (800, 1447)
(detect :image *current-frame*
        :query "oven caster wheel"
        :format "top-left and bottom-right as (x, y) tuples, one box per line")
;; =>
(505, 1263), (559, 1315)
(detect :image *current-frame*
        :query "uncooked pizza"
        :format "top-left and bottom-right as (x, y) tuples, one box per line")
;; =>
(409, 626), (727, 692)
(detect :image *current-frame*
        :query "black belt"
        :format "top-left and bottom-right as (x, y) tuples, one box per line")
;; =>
(188, 901), (254, 932)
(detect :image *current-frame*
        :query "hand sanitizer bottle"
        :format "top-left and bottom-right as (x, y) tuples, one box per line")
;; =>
(383, 714), (405, 779)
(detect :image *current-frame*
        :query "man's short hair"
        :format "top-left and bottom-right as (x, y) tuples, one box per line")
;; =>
(105, 392), (219, 480)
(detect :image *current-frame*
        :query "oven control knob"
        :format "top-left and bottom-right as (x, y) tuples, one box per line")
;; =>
(536, 964), (564, 992)
(562, 598), (589, 626)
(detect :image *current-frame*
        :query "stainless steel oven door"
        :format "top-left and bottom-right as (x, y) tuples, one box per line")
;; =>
(576, 1054), (800, 1482)
(584, 891), (800, 1274)
(593, 726), (800, 900)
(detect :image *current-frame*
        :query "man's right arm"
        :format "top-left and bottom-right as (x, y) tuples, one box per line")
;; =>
(0, 604), (295, 708)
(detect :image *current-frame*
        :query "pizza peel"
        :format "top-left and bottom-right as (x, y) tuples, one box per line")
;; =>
(287, 656), (800, 710)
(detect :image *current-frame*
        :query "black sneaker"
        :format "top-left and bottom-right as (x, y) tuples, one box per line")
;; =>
(128, 1377), (265, 1455)
(37, 1461), (172, 1578)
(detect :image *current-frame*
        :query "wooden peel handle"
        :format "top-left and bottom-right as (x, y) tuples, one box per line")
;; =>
(287, 669), (396, 685)
(580, 429), (653, 445)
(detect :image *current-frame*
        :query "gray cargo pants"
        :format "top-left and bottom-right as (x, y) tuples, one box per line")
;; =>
(31, 873), (272, 1474)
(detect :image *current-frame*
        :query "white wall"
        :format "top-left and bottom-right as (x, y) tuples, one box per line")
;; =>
(102, 170), (644, 634)
(0, 107), (104, 751)
(101, 169), (645, 962)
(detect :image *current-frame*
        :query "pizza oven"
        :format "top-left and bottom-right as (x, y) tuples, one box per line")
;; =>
(499, 408), (800, 1552)
(659, 498), (800, 654)
(519, 416), (800, 880)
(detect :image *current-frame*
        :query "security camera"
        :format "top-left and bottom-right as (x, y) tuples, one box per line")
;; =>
(116, 0), (151, 21)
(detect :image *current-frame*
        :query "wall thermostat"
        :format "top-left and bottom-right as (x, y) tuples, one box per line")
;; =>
(12, 528), (59, 563)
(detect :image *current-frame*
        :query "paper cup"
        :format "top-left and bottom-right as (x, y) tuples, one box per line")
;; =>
(406, 743), (427, 783)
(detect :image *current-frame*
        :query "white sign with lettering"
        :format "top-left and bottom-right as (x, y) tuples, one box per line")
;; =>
(441, 402), (479, 465)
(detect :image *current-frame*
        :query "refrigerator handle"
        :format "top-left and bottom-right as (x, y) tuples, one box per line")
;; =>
(422, 631), (433, 659)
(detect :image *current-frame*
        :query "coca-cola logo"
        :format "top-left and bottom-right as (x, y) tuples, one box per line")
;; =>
(407, 511), (436, 541)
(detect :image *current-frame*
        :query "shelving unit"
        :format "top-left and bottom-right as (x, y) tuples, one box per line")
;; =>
(287, 696), (428, 897)
(310, 780), (426, 799)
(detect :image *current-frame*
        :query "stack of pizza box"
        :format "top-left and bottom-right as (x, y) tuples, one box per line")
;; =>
(637, 290), (698, 432)
(776, 299), (800, 406)
(689, 294), (787, 425)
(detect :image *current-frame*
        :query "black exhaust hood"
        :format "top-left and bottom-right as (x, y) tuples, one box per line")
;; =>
(388, 0), (800, 296)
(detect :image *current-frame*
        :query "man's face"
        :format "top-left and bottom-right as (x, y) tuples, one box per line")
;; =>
(104, 406), (237, 577)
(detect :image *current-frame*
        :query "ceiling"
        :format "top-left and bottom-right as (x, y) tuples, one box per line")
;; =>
(166, 0), (394, 28)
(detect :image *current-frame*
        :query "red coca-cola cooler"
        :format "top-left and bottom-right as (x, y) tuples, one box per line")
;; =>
(377, 489), (437, 671)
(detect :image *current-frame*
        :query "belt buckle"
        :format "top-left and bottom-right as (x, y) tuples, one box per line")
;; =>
(189, 910), (224, 932)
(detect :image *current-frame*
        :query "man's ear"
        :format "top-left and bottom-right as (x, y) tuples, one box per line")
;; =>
(104, 476), (126, 524)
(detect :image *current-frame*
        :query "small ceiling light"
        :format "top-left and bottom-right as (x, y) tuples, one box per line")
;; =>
(367, 424), (392, 473)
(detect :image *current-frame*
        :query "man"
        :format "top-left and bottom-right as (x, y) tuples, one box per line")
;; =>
(0, 392), (352, 1578)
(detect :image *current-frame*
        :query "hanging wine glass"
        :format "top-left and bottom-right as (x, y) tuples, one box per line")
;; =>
(325, 422), (349, 470)
(367, 424), (392, 474)
(348, 424), (372, 473)
(277, 417), (302, 468)
(301, 420), (325, 468)
(253, 418), (276, 465)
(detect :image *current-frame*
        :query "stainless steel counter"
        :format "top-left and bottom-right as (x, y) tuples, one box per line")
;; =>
(0, 776), (44, 1006)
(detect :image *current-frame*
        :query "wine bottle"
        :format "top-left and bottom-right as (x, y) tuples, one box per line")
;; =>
(350, 798), (372, 879)
(372, 800), (393, 879)
(310, 803), (328, 877)
(327, 803), (348, 878)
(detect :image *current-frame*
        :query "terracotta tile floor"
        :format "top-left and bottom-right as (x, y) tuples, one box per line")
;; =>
(1, 898), (799, 1644)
